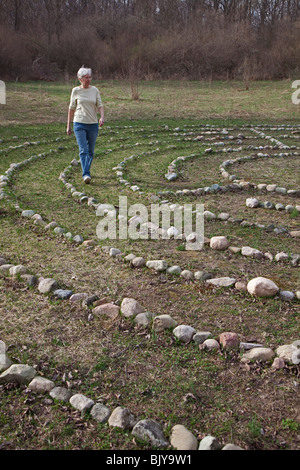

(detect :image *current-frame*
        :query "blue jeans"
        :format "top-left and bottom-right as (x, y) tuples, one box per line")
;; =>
(73, 122), (99, 178)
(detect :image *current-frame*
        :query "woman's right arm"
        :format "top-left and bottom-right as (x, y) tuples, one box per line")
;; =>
(67, 108), (75, 135)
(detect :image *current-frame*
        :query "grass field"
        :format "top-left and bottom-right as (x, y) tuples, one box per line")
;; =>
(0, 80), (299, 451)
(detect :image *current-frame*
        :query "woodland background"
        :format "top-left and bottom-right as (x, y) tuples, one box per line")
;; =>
(0, 0), (300, 81)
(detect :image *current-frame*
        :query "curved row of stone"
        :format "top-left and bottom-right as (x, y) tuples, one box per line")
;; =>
(1, 254), (299, 450)
(1, 133), (299, 303)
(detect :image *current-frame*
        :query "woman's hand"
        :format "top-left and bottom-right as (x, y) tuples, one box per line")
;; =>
(66, 126), (72, 135)
(99, 117), (104, 127)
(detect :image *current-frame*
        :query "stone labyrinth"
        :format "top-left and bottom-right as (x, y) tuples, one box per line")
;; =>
(0, 121), (299, 450)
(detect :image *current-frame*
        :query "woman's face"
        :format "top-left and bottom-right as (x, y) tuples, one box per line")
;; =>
(80, 74), (91, 88)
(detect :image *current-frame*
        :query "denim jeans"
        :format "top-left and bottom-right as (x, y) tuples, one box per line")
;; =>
(73, 122), (99, 178)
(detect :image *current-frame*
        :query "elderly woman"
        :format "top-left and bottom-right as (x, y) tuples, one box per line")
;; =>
(67, 66), (104, 183)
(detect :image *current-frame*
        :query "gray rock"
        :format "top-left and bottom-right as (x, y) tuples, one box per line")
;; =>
(120, 298), (144, 318)
(21, 210), (35, 218)
(152, 315), (178, 332)
(50, 386), (73, 402)
(247, 277), (279, 298)
(90, 403), (111, 423)
(222, 443), (244, 450)
(199, 435), (222, 450)
(173, 325), (196, 343)
(38, 278), (58, 294)
(167, 265), (182, 275)
(132, 419), (169, 448)
(20, 274), (38, 287)
(194, 271), (212, 281)
(170, 424), (198, 450)
(131, 257), (146, 268)
(241, 347), (275, 362)
(9, 265), (28, 276)
(193, 332), (212, 345)
(279, 291), (295, 301)
(135, 312), (156, 327)
(108, 406), (136, 430)
(206, 277), (236, 287)
(28, 376), (55, 392)
(146, 260), (168, 271)
(69, 393), (95, 412)
(246, 198), (260, 208)
(73, 235), (84, 244)
(0, 364), (36, 384)
(54, 289), (73, 300)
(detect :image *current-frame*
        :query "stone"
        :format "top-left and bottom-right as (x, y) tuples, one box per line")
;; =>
(246, 198), (260, 208)
(90, 403), (111, 423)
(20, 274), (38, 287)
(219, 332), (239, 349)
(54, 227), (65, 235)
(193, 332), (212, 345)
(271, 357), (286, 369)
(241, 347), (275, 362)
(28, 376), (55, 392)
(292, 349), (300, 365)
(38, 278), (58, 294)
(93, 303), (120, 320)
(222, 444), (244, 450)
(203, 211), (216, 220)
(241, 246), (264, 259)
(108, 407), (136, 430)
(132, 419), (169, 448)
(279, 291), (295, 301)
(146, 260), (168, 271)
(135, 312), (156, 327)
(275, 252), (289, 262)
(73, 235), (84, 244)
(0, 364), (36, 384)
(54, 289), (73, 300)
(131, 257), (146, 268)
(45, 221), (58, 231)
(194, 271), (212, 281)
(50, 386), (73, 402)
(173, 325), (196, 343)
(199, 435), (222, 450)
(290, 231), (300, 238)
(247, 277), (279, 297)
(69, 293), (88, 302)
(206, 277), (236, 287)
(21, 210), (35, 218)
(167, 265), (182, 275)
(218, 212), (230, 220)
(170, 424), (198, 450)
(9, 265), (28, 276)
(276, 344), (296, 363)
(202, 339), (220, 351)
(152, 315), (177, 333)
(120, 298), (144, 318)
(109, 247), (122, 257)
(69, 394), (94, 412)
(235, 281), (247, 292)
(180, 270), (193, 280)
(210, 236), (229, 251)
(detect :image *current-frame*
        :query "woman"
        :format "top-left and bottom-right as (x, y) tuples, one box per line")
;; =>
(67, 66), (104, 183)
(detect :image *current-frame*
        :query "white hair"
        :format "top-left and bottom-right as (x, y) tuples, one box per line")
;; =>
(77, 66), (92, 79)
